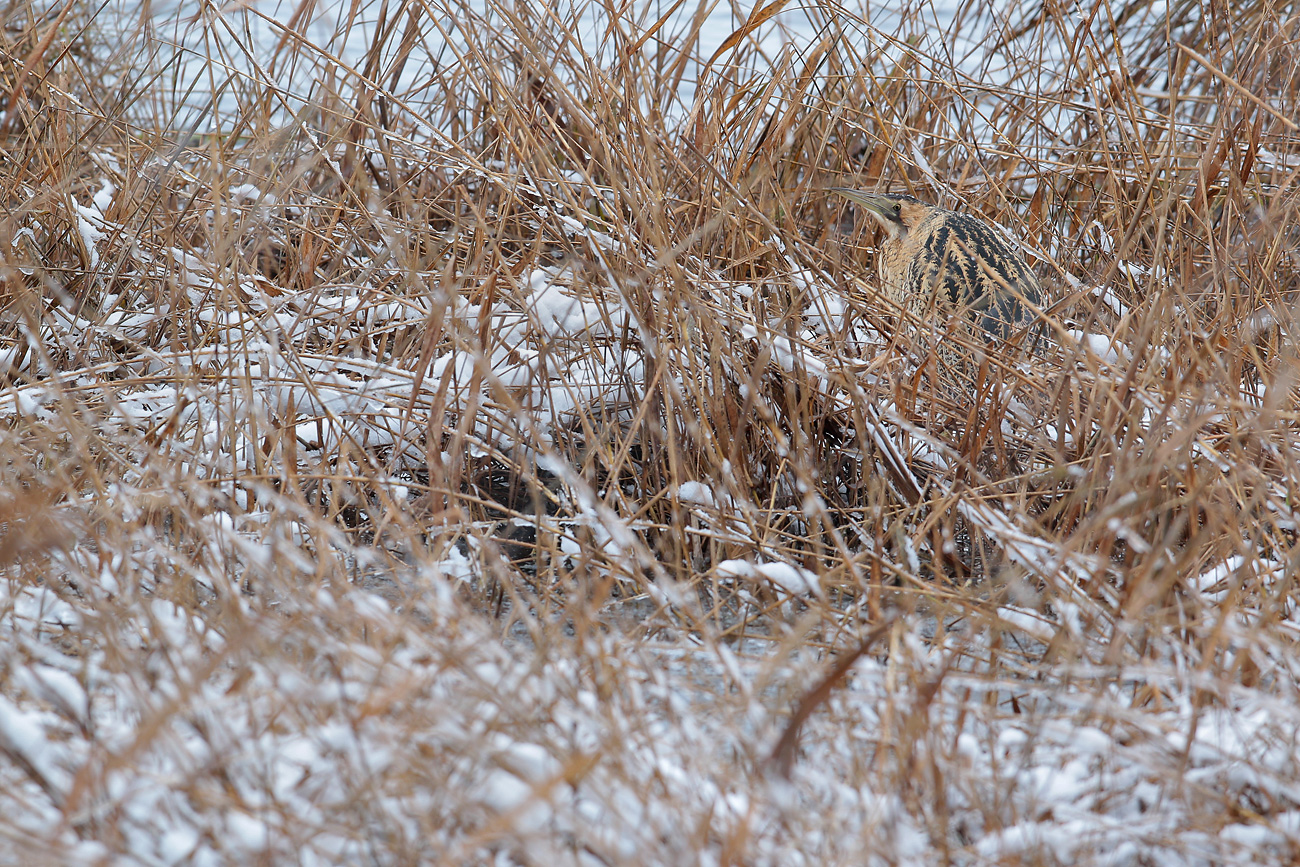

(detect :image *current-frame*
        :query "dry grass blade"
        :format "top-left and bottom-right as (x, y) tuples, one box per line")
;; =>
(705, 0), (793, 68)
(0, 0), (1298, 863)
(767, 613), (896, 780)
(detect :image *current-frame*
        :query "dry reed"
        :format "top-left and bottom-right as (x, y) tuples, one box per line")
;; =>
(0, 0), (1298, 863)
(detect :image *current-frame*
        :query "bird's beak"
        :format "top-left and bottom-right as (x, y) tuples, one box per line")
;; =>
(831, 188), (904, 237)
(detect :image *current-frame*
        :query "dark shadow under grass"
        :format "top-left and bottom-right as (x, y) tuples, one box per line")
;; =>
(0, 0), (1299, 863)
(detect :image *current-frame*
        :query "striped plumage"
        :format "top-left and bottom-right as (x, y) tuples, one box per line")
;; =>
(833, 190), (1040, 340)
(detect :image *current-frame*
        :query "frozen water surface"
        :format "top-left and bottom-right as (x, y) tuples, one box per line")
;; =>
(3, 0), (1298, 864)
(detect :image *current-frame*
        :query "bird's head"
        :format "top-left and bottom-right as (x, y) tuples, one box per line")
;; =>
(832, 189), (926, 242)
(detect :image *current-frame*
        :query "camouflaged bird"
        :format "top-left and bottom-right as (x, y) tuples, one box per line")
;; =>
(833, 190), (1041, 341)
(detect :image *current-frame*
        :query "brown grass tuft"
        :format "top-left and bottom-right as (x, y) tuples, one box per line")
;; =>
(1, 0), (1299, 862)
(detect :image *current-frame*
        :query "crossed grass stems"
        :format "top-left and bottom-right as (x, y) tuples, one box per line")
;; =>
(1, 0), (1297, 672)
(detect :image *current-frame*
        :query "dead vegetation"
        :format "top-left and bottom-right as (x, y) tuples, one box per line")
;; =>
(1, 0), (1299, 863)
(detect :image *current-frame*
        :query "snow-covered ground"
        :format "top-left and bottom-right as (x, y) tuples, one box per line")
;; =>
(3, 0), (1299, 864)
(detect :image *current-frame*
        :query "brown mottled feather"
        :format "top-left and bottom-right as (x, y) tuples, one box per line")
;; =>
(834, 190), (1041, 340)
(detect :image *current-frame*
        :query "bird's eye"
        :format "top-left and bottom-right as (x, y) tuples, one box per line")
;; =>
(893, 204), (902, 213)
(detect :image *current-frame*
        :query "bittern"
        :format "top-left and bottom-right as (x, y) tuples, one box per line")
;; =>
(833, 190), (1041, 341)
